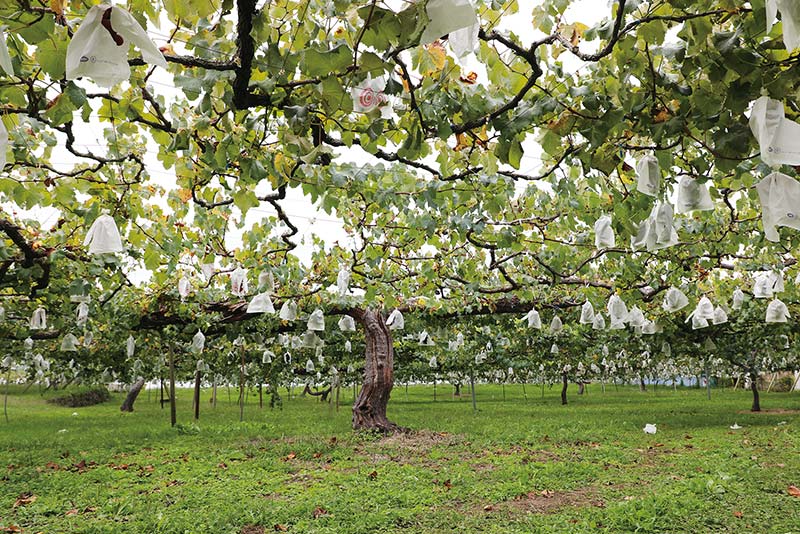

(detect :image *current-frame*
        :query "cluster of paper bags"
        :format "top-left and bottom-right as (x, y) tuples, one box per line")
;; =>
(521, 274), (792, 335)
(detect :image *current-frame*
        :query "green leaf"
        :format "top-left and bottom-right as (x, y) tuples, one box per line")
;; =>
(301, 45), (352, 77)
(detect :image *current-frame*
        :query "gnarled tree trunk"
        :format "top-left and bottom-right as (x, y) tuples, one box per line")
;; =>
(352, 308), (402, 433)
(120, 378), (146, 412)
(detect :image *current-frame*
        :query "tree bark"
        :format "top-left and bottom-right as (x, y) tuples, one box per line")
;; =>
(561, 373), (568, 405)
(120, 378), (146, 412)
(193, 371), (201, 420)
(750, 372), (761, 412)
(352, 309), (402, 433)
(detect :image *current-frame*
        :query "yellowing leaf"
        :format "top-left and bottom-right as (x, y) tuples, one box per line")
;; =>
(421, 42), (447, 77)
(560, 22), (589, 47)
(50, 0), (67, 16)
(653, 108), (671, 123)
(177, 188), (192, 203)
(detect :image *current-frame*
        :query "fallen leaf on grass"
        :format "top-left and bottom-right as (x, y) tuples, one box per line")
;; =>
(273, 525), (288, 532)
(66, 508), (79, 516)
(788, 485), (800, 497)
(483, 504), (494, 511)
(13, 493), (36, 507)
(217, 462), (228, 470)
(0, 525), (22, 533)
(312, 453), (322, 459)
(367, 470), (378, 480)
(312, 506), (328, 519)
(733, 511), (743, 518)
(284, 452), (296, 461)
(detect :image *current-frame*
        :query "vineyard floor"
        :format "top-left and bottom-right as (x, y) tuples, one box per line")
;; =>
(0, 384), (798, 533)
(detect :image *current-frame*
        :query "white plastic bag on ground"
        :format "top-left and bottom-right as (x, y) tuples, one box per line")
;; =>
(594, 214), (615, 249)
(636, 154), (660, 197)
(766, 298), (790, 323)
(66, 4), (168, 87)
(338, 315), (356, 332)
(230, 267), (248, 297)
(643, 423), (657, 434)
(755, 172), (800, 242)
(579, 301), (595, 325)
(84, 213), (124, 254)
(420, 0), (479, 45)
(0, 29), (13, 76)
(549, 315), (563, 335)
(126, 335), (135, 358)
(307, 309), (325, 331)
(523, 308), (541, 329)
(767, 0), (800, 51)
(279, 300), (297, 321)
(675, 177), (714, 214)
(246, 292), (275, 314)
(663, 287), (689, 313)
(386, 309), (404, 330)
(30, 307), (46, 330)
(749, 96), (800, 166)
(60, 333), (79, 352)
(191, 330), (205, 353)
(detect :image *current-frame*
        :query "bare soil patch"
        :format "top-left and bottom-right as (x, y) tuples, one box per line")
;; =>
(485, 487), (605, 515)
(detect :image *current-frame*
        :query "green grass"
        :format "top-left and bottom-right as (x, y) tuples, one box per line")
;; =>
(0, 382), (798, 533)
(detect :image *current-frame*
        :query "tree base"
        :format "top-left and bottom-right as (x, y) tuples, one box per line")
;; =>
(120, 378), (146, 412)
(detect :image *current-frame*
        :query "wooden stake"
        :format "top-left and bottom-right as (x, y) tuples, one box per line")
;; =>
(169, 346), (177, 427)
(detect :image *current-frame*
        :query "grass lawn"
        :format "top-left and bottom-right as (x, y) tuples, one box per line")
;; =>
(0, 382), (798, 533)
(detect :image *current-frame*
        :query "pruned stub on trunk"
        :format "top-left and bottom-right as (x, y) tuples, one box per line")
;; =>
(351, 308), (404, 433)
